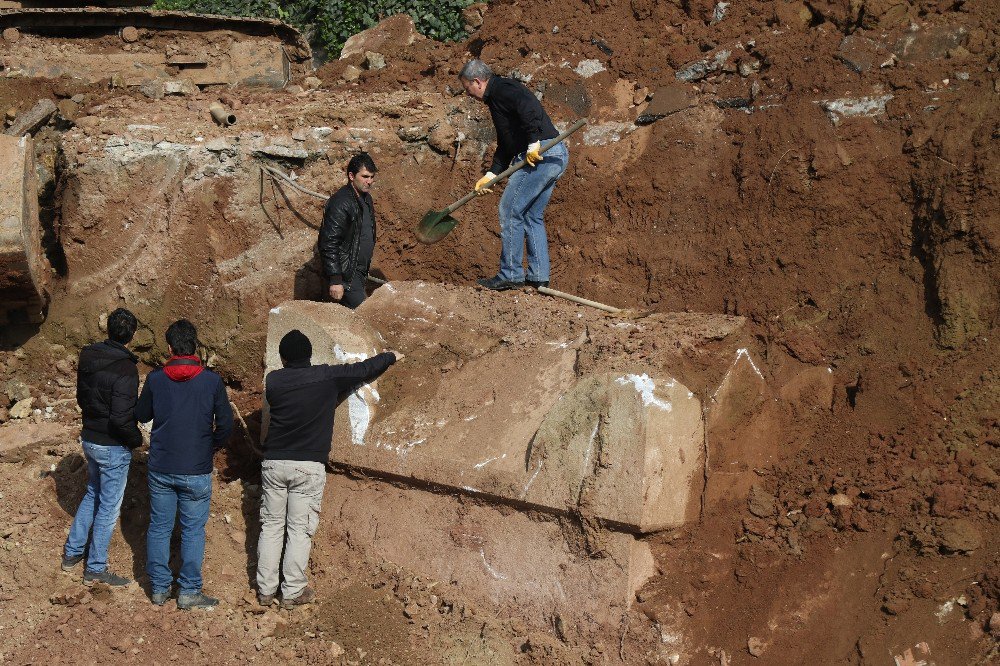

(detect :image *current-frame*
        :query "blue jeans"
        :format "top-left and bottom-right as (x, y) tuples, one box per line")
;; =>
(146, 471), (212, 596)
(497, 141), (568, 283)
(64, 440), (132, 573)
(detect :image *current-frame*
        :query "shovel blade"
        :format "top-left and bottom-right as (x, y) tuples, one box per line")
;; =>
(416, 209), (459, 244)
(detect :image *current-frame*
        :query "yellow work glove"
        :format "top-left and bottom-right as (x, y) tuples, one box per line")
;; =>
(525, 141), (542, 166)
(474, 172), (496, 195)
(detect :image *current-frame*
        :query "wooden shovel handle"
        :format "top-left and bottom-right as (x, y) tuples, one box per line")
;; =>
(441, 118), (588, 216)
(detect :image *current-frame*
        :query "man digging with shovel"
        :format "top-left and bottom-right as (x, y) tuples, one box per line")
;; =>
(459, 59), (568, 291)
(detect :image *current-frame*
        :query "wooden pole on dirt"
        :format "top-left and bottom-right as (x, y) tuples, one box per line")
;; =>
(537, 286), (622, 314)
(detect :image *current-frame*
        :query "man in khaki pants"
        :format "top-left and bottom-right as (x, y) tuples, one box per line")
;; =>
(256, 330), (401, 608)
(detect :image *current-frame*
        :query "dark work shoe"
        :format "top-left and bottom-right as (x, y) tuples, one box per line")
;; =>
(151, 589), (171, 606)
(61, 554), (84, 571)
(177, 592), (219, 611)
(280, 586), (316, 609)
(257, 592), (276, 607)
(525, 280), (549, 289)
(477, 276), (524, 291)
(83, 570), (132, 587)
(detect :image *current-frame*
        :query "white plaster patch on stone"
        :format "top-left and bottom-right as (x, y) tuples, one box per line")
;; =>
(574, 59), (606, 78)
(463, 414), (478, 422)
(383, 282), (397, 292)
(479, 548), (508, 580)
(462, 485), (480, 493)
(935, 599), (956, 622)
(521, 460), (544, 498)
(333, 344), (378, 445)
(270, 307), (281, 314)
(474, 453), (506, 469)
(616, 374), (673, 411)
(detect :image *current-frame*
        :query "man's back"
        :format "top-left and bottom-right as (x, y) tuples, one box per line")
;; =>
(137, 366), (233, 475)
(77, 340), (142, 448)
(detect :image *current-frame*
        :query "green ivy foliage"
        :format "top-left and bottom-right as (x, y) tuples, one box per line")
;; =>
(153, 0), (474, 56)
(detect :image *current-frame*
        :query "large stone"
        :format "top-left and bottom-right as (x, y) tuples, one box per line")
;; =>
(340, 14), (423, 60)
(637, 85), (694, 125)
(324, 475), (654, 630)
(0, 134), (48, 324)
(4, 98), (57, 138)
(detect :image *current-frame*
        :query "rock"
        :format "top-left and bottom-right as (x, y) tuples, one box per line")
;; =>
(894, 25), (968, 62)
(675, 50), (731, 82)
(75, 115), (100, 130)
(636, 85), (693, 125)
(988, 612), (1000, 636)
(574, 59), (605, 78)
(2, 27), (19, 43)
(747, 637), (766, 657)
(9, 397), (34, 420)
(5, 379), (30, 404)
(55, 359), (73, 375)
(253, 144), (308, 161)
(340, 14), (422, 60)
(364, 51), (386, 71)
(936, 518), (983, 554)
(427, 124), (456, 154)
(747, 484), (777, 518)
(139, 81), (165, 100)
(57, 99), (80, 122)
(120, 26), (139, 43)
(163, 79), (198, 96)
(329, 641), (345, 658)
(712, 2), (730, 24)
(396, 125), (427, 143)
(0, 407), (8, 423)
(463, 3), (487, 31)
(5, 107), (16, 123)
(342, 65), (362, 82)
(829, 493), (852, 507)
(285, 84), (304, 95)
(303, 76), (323, 90)
(773, 1), (812, 28)
(837, 35), (891, 73)
(4, 99), (57, 138)
(205, 138), (231, 153)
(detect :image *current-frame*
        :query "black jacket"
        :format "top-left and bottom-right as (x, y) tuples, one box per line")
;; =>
(262, 353), (396, 463)
(483, 75), (559, 175)
(76, 340), (143, 449)
(319, 184), (375, 286)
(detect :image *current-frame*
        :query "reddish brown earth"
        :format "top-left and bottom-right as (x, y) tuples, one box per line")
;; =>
(1, 0), (998, 664)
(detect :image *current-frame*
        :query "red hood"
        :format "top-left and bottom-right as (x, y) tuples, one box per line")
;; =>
(163, 355), (204, 382)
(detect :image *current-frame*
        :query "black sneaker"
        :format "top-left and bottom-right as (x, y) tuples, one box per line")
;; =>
(525, 280), (549, 289)
(151, 589), (171, 606)
(477, 276), (524, 291)
(177, 592), (219, 610)
(61, 554), (84, 571)
(83, 570), (132, 587)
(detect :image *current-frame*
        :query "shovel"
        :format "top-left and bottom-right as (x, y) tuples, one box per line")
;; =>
(416, 118), (588, 244)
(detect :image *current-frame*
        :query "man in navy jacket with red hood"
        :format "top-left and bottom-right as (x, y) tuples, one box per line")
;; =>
(136, 319), (233, 609)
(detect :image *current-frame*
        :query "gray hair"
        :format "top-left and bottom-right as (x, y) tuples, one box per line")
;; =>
(458, 59), (493, 82)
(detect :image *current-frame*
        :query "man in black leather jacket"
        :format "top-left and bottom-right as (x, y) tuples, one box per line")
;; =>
(318, 153), (378, 309)
(62, 307), (143, 587)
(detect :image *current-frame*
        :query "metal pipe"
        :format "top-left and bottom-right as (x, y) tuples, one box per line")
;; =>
(209, 101), (237, 127)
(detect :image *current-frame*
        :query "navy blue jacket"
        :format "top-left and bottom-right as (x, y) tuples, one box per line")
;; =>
(136, 360), (234, 475)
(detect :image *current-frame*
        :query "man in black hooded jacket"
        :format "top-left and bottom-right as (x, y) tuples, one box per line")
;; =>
(318, 152), (378, 309)
(62, 307), (143, 586)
